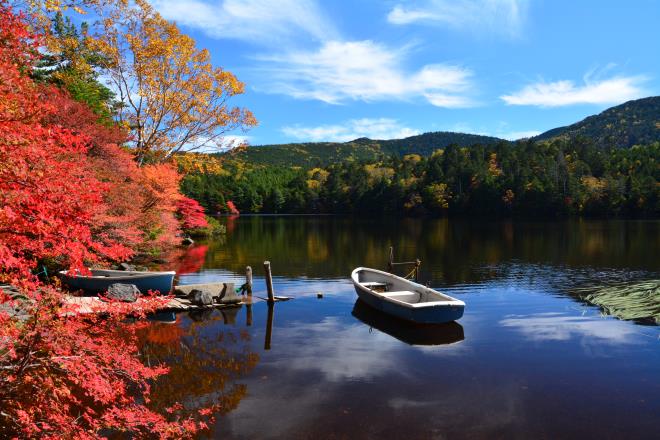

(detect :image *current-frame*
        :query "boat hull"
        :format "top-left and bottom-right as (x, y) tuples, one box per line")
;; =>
(354, 287), (464, 323)
(351, 267), (465, 324)
(59, 269), (175, 294)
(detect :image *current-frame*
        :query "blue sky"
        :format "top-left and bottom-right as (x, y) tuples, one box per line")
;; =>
(150, 0), (660, 146)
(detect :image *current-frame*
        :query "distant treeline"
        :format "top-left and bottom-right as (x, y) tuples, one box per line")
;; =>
(180, 138), (660, 217)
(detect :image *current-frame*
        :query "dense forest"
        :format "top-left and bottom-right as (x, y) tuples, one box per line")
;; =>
(181, 138), (660, 217)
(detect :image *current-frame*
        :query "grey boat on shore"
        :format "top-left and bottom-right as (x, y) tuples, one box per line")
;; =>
(351, 267), (465, 324)
(59, 269), (175, 294)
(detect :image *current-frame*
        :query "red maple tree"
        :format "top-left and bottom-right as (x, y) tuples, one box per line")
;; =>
(0, 5), (217, 437)
(176, 196), (209, 231)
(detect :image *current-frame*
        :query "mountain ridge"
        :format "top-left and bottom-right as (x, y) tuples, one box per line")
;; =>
(534, 96), (660, 147)
(227, 131), (508, 167)
(221, 96), (660, 168)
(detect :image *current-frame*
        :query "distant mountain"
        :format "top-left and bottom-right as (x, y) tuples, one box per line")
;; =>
(227, 131), (507, 167)
(534, 96), (660, 148)
(378, 131), (506, 156)
(218, 97), (660, 168)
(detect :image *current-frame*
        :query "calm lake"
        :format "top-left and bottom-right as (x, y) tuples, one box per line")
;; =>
(149, 217), (660, 439)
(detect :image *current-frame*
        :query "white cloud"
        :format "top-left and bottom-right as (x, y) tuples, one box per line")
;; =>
(256, 40), (475, 107)
(499, 312), (642, 344)
(282, 118), (420, 142)
(501, 75), (648, 107)
(151, 0), (337, 43)
(387, 0), (528, 37)
(219, 135), (250, 149)
(180, 135), (250, 153)
(499, 130), (540, 140)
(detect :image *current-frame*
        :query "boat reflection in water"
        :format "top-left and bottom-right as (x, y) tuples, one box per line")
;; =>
(351, 299), (464, 346)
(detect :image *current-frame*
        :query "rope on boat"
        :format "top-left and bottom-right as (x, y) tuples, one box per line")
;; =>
(404, 267), (416, 280)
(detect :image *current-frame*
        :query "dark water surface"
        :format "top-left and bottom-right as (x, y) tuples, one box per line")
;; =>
(154, 217), (660, 439)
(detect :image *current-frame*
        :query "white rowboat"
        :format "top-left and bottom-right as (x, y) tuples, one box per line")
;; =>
(351, 267), (465, 324)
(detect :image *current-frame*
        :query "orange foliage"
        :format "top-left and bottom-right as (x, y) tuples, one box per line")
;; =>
(93, 0), (256, 163)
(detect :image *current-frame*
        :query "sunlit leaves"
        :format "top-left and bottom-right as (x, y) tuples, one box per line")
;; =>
(92, 0), (257, 163)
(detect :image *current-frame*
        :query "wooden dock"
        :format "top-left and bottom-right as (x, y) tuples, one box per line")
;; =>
(62, 292), (289, 315)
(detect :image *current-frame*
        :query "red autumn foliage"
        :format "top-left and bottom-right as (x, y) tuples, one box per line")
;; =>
(226, 200), (240, 215)
(176, 196), (209, 230)
(173, 244), (209, 275)
(43, 87), (187, 252)
(0, 4), (216, 438)
(0, 10), (132, 286)
(1, 288), (219, 439)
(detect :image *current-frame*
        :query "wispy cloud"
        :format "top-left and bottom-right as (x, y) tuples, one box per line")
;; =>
(501, 74), (648, 107)
(256, 40), (475, 107)
(282, 118), (420, 142)
(387, 0), (529, 37)
(151, 0), (337, 44)
(499, 312), (642, 345)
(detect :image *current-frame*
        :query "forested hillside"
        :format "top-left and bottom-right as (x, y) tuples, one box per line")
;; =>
(535, 96), (660, 148)
(182, 98), (660, 218)
(181, 139), (660, 217)
(222, 131), (506, 167)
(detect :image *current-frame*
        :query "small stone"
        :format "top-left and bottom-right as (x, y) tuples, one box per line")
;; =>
(106, 283), (140, 302)
(182, 237), (195, 245)
(189, 289), (213, 306)
(119, 262), (137, 271)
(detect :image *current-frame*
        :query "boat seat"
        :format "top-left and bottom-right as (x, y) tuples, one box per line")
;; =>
(362, 282), (388, 288)
(381, 290), (417, 297)
(381, 290), (423, 303)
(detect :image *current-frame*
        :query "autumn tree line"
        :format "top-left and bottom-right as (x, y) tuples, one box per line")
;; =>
(182, 139), (660, 217)
(0, 1), (253, 438)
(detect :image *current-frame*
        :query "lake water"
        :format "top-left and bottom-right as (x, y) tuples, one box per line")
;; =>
(149, 217), (660, 439)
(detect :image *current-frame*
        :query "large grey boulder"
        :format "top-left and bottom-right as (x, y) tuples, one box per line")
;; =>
(175, 283), (239, 304)
(106, 283), (140, 302)
(189, 289), (214, 306)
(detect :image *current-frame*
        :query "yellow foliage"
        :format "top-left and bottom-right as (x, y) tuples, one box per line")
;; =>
(403, 154), (422, 163)
(488, 153), (503, 177)
(399, 176), (419, 188)
(364, 164), (394, 185)
(403, 193), (423, 211)
(92, 0), (257, 164)
(426, 183), (451, 209)
(581, 176), (607, 192)
(306, 180), (321, 190)
(175, 154), (227, 175)
(307, 168), (329, 183)
(431, 149), (445, 158)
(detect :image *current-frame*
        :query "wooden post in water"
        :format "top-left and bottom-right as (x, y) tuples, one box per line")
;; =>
(264, 261), (275, 304)
(388, 246), (394, 272)
(264, 303), (274, 350)
(246, 304), (253, 326)
(245, 266), (253, 296)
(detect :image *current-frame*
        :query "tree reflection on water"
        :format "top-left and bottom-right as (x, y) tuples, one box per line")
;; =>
(138, 308), (259, 418)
